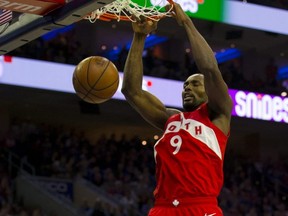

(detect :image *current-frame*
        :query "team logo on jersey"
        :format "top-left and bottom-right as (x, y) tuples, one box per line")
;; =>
(204, 213), (216, 216)
(162, 113), (222, 159)
(172, 199), (179, 207)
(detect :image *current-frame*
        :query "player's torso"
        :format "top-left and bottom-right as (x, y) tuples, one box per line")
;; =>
(153, 104), (228, 200)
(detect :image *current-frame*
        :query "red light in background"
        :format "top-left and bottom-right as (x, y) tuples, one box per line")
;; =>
(147, 81), (152, 87)
(4, 55), (12, 63)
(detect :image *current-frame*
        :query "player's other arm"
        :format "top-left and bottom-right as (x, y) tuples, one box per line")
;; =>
(171, 3), (233, 134)
(121, 20), (179, 131)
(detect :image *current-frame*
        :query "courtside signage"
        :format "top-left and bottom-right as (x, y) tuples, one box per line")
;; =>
(0, 0), (42, 13)
(0, 56), (182, 107)
(134, 0), (224, 22)
(230, 89), (288, 123)
(0, 56), (287, 123)
(223, 1), (288, 35)
(135, 0), (288, 36)
(0, 0), (65, 15)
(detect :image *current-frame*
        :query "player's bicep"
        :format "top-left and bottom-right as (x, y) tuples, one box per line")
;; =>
(124, 90), (172, 130)
(205, 69), (233, 116)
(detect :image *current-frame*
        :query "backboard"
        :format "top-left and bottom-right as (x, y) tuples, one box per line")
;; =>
(0, 0), (115, 55)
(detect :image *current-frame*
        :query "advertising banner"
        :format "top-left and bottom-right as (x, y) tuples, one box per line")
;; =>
(0, 56), (287, 124)
(0, 0), (65, 15)
(133, 0), (288, 35)
(36, 177), (74, 201)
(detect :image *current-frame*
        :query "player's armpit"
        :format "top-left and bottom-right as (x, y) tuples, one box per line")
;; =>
(125, 90), (172, 131)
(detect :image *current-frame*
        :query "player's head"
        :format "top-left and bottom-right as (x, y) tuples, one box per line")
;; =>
(182, 73), (208, 111)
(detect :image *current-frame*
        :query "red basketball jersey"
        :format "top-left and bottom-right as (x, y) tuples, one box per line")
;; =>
(153, 103), (229, 200)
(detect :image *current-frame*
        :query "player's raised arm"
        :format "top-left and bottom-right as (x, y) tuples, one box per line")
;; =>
(170, 3), (233, 135)
(121, 19), (179, 131)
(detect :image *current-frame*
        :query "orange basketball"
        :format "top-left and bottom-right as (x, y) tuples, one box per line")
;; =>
(72, 56), (119, 104)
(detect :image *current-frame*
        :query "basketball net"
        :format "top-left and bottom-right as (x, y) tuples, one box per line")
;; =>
(86, 0), (174, 22)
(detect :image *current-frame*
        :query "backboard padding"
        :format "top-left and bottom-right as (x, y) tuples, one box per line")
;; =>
(0, 0), (115, 55)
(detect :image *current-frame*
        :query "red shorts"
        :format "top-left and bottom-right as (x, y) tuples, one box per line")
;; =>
(148, 197), (223, 216)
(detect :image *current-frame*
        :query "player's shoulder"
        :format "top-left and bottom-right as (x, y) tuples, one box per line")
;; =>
(166, 108), (181, 117)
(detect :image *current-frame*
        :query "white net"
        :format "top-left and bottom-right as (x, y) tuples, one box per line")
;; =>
(86, 0), (173, 22)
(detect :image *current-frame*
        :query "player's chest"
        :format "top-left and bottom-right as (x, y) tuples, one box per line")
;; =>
(154, 115), (221, 159)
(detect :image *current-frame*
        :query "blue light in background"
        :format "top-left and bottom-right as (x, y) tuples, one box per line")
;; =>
(42, 25), (242, 66)
(104, 34), (168, 61)
(126, 34), (168, 50)
(104, 47), (121, 61)
(41, 24), (75, 41)
(277, 65), (288, 80)
(215, 48), (241, 64)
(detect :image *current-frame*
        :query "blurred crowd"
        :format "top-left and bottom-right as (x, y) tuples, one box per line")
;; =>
(2, 2), (288, 214)
(9, 26), (286, 97)
(1, 119), (288, 215)
(0, 160), (54, 216)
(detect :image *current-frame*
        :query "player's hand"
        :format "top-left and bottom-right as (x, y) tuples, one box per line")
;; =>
(166, 3), (190, 26)
(132, 17), (158, 35)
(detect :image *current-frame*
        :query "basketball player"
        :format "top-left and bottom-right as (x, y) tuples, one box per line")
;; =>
(121, 3), (233, 216)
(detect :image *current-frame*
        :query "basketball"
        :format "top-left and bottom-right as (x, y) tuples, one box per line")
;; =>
(72, 56), (119, 104)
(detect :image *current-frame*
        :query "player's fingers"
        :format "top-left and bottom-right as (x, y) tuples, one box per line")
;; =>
(138, 15), (147, 24)
(131, 14), (138, 22)
(153, 22), (158, 31)
(147, 20), (154, 26)
(172, 2), (182, 14)
(165, 4), (173, 12)
(132, 15), (146, 25)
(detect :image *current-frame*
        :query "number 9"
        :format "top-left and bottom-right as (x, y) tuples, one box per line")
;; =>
(170, 135), (182, 155)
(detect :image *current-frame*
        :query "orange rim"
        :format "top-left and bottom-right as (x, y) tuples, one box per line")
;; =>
(100, 13), (131, 21)
(98, 12), (165, 22)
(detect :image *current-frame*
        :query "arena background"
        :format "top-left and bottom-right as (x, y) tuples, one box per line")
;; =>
(0, 0), (288, 215)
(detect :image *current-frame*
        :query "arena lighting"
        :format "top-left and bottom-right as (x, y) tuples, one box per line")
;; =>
(214, 48), (241, 64)
(277, 66), (288, 80)
(41, 24), (75, 41)
(1, 56), (288, 124)
(224, 1), (288, 36)
(154, 135), (159, 140)
(103, 46), (120, 61)
(103, 34), (168, 61)
(119, 39), (239, 64)
(125, 34), (168, 50)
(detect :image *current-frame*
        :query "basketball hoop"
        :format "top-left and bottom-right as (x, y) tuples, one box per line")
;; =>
(86, 0), (174, 22)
